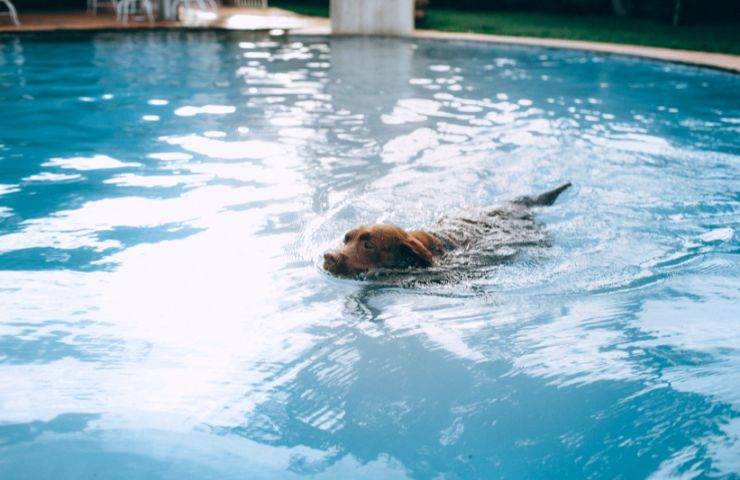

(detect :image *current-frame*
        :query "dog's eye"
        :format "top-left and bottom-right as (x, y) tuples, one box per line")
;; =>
(363, 240), (375, 250)
(344, 233), (351, 243)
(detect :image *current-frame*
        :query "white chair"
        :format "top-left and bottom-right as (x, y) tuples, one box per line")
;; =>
(116, 0), (154, 22)
(0, 0), (20, 25)
(88, 0), (119, 15)
(168, 0), (218, 21)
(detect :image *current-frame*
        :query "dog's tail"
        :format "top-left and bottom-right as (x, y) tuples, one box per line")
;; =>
(515, 182), (572, 207)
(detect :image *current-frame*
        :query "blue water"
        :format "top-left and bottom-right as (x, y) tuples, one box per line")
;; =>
(0, 31), (739, 479)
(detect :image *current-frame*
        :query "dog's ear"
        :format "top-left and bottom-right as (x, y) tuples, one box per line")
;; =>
(398, 236), (433, 268)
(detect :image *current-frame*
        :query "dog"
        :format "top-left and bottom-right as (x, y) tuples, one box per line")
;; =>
(323, 183), (571, 278)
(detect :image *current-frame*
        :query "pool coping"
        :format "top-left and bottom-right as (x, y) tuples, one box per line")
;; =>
(408, 29), (740, 74)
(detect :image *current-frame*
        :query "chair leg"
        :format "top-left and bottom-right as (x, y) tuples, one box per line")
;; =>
(0, 0), (21, 25)
(169, 0), (182, 21)
(143, 0), (154, 22)
(116, 0), (127, 22)
(128, 0), (136, 22)
(179, 0), (190, 21)
(5, 0), (20, 25)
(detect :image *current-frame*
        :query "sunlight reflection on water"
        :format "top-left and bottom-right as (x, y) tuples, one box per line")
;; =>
(0, 32), (738, 479)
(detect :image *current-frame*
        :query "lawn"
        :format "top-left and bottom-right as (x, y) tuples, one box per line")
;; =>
(271, 0), (329, 18)
(269, 0), (740, 55)
(422, 10), (740, 54)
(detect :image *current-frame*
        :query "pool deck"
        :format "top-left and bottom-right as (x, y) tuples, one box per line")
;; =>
(1, 8), (738, 73)
(0, 7), (326, 33)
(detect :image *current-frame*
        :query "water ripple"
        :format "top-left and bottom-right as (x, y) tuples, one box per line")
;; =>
(0, 32), (738, 479)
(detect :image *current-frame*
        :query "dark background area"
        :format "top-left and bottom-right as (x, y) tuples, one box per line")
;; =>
(427, 0), (740, 23)
(12, 0), (84, 10)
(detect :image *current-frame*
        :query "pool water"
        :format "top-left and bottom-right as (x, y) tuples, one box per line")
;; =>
(0, 31), (738, 479)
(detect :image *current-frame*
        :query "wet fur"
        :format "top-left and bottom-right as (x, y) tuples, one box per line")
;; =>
(323, 183), (571, 278)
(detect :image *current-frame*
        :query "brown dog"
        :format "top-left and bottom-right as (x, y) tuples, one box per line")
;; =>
(323, 183), (571, 278)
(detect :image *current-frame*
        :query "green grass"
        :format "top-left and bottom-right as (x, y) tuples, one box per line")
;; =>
(270, 0), (329, 18)
(269, 1), (740, 55)
(421, 10), (740, 54)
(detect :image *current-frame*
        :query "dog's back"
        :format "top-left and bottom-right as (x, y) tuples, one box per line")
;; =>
(430, 183), (572, 261)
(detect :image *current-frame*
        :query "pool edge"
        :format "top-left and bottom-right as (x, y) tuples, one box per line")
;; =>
(408, 29), (740, 74)
(1, 19), (738, 74)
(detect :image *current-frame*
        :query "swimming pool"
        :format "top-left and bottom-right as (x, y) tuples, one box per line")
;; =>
(0, 31), (738, 478)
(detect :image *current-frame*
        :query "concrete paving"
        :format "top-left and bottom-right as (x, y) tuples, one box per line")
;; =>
(0, 7), (326, 33)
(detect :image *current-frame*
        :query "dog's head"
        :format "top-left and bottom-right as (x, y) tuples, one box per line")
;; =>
(323, 224), (434, 277)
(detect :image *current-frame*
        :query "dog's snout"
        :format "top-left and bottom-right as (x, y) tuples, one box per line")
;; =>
(323, 252), (343, 273)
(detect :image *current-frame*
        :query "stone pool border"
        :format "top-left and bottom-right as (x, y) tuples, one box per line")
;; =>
(407, 29), (740, 74)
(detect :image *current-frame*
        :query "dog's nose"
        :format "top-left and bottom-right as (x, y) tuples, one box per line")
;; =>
(323, 252), (338, 269)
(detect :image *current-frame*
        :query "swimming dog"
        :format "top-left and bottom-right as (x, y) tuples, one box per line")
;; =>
(323, 183), (571, 278)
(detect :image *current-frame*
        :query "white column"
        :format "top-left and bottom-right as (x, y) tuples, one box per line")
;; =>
(330, 0), (415, 36)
